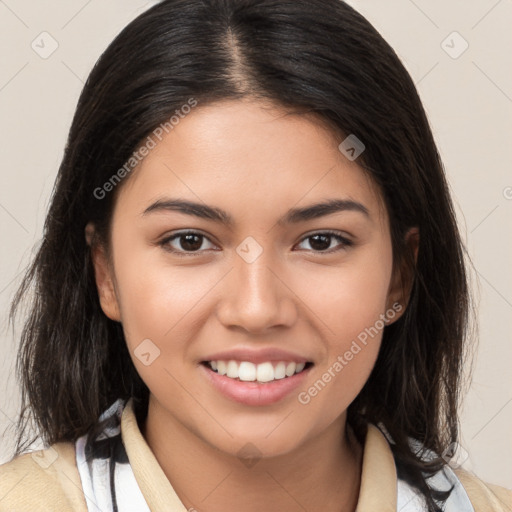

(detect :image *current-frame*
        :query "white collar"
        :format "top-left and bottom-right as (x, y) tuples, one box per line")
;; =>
(75, 398), (474, 511)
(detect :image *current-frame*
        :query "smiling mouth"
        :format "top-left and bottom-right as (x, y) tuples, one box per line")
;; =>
(201, 360), (314, 383)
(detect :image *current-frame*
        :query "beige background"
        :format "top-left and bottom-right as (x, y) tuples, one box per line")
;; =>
(0, 0), (510, 490)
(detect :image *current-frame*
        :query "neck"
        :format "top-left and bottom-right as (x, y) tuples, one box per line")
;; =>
(141, 397), (363, 512)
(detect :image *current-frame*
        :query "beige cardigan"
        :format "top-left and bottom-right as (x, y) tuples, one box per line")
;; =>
(1, 399), (511, 511)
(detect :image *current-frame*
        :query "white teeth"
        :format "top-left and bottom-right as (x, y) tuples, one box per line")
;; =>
(274, 362), (286, 379)
(256, 362), (274, 383)
(285, 362), (296, 377)
(226, 360), (239, 378)
(217, 360), (227, 375)
(295, 362), (305, 373)
(206, 359), (309, 382)
(238, 362), (256, 381)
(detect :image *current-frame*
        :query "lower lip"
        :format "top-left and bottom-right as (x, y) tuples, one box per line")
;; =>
(200, 363), (312, 406)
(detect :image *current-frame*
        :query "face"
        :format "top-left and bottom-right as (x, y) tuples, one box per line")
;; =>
(89, 99), (415, 458)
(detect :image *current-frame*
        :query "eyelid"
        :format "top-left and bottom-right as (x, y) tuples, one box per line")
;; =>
(295, 230), (354, 252)
(158, 230), (219, 256)
(158, 229), (354, 256)
(299, 228), (353, 242)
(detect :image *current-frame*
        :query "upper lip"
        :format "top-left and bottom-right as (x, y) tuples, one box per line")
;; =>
(202, 348), (312, 365)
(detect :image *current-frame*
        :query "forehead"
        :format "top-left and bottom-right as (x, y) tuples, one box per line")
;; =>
(115, 99), (388, 228)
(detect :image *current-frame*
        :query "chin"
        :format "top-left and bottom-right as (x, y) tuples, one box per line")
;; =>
(198, 421), (310, 461)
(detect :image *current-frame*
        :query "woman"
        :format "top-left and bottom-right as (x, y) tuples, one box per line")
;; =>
(1, 0), (511, 510)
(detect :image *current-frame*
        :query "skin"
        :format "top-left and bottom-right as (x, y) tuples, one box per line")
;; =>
(87, 98), (418, 512)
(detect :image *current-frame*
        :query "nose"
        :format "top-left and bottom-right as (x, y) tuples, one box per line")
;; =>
(216, 249), (298, 334)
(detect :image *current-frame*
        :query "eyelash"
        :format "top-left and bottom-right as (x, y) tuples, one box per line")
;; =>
(158, 230), (354, 257)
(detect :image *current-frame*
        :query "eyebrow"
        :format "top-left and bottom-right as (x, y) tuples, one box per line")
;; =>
(142, 197), (370, 226)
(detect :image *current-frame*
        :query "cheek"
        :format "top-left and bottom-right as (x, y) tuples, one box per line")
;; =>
(296, 243), (393, 343)
(111, 219), (393, 428)
(110, 245), (219, 407)
(113, 254), (213, 350)
(109, 229), (191, 348)
(292, 245), (392, 422)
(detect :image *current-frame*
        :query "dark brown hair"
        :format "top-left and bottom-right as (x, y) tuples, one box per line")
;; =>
(7, 1), (475, 510)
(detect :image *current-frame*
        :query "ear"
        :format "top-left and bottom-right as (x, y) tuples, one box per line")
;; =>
(385, 227), (419, 323)
(85, 222), (121, 322)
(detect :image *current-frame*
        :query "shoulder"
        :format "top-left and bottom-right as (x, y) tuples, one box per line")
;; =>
(453, 467), (512, 512)
(381, 426), (512, 512)
(0, 442), (88, 512)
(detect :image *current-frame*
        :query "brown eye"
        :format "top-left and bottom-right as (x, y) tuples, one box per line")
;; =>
(160, 231), (216, 255)
(296, 231), (353, 253)
(178, 233), (203, 251)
